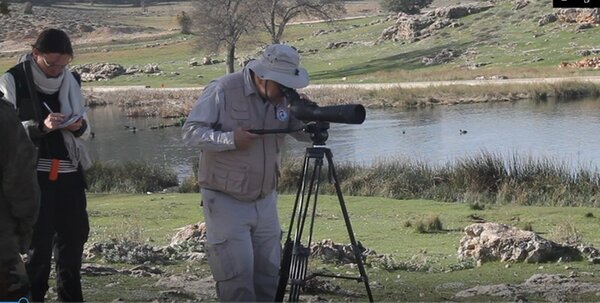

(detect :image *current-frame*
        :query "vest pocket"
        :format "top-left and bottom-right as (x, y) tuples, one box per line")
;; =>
(213, 161), (249, 194)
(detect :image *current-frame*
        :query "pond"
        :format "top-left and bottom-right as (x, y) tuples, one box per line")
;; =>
(85, 97), (600, 180)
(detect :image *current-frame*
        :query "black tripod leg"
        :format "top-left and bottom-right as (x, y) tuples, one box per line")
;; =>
(288, 153), (324, 302)
(279, 150), (325, 302)
(287, 245), (310, 302)
(325, 150), (374, 302)
(275, 237), (293, 302)
(276, 152), (311, 302)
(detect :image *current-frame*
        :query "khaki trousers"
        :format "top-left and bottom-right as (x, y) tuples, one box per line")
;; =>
(201, 189), (281, 302)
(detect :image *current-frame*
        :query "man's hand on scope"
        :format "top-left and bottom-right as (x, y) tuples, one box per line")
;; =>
(296, 93), (317, 108)
(234, 127), (260, 150)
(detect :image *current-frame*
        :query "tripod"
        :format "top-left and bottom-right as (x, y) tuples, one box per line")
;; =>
(275, 121), (374, 302)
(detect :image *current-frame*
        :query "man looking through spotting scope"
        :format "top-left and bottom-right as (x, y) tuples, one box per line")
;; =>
(182, 44), (312, 302)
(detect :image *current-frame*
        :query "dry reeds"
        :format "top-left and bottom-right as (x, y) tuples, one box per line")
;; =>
(278, 151), (600, 207)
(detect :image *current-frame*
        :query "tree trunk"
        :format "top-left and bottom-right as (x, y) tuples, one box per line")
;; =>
(226, 45), (236, 74)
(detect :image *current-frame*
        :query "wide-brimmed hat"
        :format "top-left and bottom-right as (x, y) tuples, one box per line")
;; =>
(247, 44), (309, 89)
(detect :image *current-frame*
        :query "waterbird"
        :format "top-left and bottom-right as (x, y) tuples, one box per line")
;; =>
(459, 129), (468, 135)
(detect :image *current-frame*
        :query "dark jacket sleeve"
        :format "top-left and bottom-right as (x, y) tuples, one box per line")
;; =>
(0, 102), (40, 248)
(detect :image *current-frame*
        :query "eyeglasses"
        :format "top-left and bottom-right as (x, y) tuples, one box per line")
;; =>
(40, 56), (71, 69)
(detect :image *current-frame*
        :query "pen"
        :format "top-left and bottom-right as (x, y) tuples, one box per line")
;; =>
(43, 102), (53, 113)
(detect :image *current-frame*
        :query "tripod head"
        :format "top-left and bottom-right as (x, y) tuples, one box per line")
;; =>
(305, 121), (329, 145)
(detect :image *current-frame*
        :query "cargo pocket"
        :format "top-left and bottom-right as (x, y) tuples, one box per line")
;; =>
(205, 239), (238, 281)
(213, 161), (249, 194)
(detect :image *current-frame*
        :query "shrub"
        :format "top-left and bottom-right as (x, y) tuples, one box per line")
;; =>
(550, 221), (582, 245)
(425, 215), (443, 232)
(178, 175), (199, 193)
(469, 202), (485, 210)
(415, 221), (427, 234)
(414, 215), (443, 233)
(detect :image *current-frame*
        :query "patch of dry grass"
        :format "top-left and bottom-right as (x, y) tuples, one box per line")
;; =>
(83, 81), (600, 118)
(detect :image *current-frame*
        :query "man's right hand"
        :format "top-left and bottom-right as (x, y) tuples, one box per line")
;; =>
(43, 112), (65, 132)
(233, 127), (260, 150)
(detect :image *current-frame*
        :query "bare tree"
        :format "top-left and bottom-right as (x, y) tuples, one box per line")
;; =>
(256, 0), (345, 44)
(192, 0), (258, 73)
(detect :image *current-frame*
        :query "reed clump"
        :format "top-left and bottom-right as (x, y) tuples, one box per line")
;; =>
(86, 160), (178, 193)
(279, 151), (600, 207)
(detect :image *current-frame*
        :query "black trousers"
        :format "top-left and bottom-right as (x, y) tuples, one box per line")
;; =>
(27, 171), (89, 302)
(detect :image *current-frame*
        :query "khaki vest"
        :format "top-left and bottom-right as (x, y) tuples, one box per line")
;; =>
(198, 72), (293, 202)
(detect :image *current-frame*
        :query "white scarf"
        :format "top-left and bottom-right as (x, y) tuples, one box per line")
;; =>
(22, 54), (93, 169)
(29, 55), (87, 121)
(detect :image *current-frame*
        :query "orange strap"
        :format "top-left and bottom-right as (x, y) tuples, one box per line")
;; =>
(49, 159), (60, 181)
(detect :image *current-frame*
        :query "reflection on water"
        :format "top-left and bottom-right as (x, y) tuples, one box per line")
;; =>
(85, 97), (600, 180)
(85, 105), (196, 179)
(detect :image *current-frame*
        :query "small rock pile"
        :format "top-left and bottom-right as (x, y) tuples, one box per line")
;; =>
(458, 222), (600, 265)
(377, 4), (492, 43)
(455, 273), (600, 302)
(84, 222), (207, 264)
(310, 239), (374, 264)
(559, 57), (600, 69)
(71, 63), (163, 82)
(555, 8), (600, 24)
(422, 48), (459, 66)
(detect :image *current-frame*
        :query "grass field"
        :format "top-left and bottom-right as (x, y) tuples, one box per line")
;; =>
(2, 0), (599, 88)
(83, 193), (600, 301)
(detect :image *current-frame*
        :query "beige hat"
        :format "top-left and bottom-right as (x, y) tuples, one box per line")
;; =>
(247, 44), (309, 89)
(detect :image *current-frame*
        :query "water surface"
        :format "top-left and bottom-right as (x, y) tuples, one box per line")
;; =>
(85, 98), (600, 179)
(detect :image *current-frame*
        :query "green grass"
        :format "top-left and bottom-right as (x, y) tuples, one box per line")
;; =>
(89, 192), (600, 260)
(84, 192), (600, 301)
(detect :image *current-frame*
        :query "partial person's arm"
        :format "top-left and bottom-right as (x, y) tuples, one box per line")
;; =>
(0, 103), (40, 253)
(0, 73), (17, 107)
(182, 82), (236, 152)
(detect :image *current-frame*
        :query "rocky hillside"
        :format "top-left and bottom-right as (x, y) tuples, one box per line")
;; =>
(0, 3), (163, 53)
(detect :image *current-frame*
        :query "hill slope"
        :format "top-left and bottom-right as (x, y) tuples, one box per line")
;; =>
(0, 0), (598, 87)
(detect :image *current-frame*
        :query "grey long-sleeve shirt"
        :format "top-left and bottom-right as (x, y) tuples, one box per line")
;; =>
(181, 79), (237, 152)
